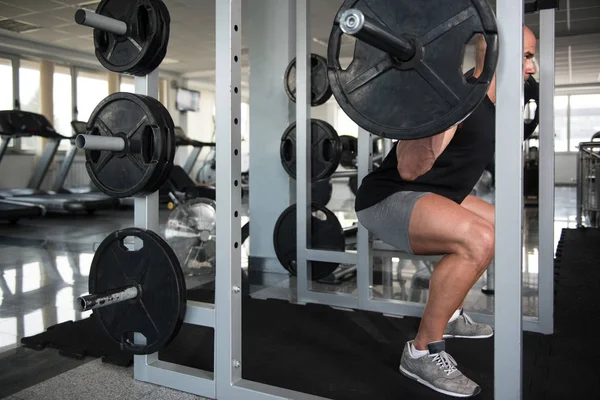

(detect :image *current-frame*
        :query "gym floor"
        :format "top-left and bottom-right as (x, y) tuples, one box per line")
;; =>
(0, 183), (577, 400)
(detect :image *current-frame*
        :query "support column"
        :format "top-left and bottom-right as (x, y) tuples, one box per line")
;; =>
(248, 0), (295, 263)
(40, 60), (54, 125)
(107, 72), (119, 94)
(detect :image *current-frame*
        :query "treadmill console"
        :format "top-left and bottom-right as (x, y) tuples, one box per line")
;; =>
(0, 110), (56, 138)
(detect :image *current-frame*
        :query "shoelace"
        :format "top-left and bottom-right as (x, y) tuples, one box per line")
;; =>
(429, 351), (458, 376)
(461, 311), (475, 325)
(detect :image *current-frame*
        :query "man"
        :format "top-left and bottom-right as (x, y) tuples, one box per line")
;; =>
(354, 27), (538, 397)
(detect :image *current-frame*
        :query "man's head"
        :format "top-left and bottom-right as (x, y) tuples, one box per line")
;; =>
(523, 26), (537, 82)
(475, 26), (538, 83)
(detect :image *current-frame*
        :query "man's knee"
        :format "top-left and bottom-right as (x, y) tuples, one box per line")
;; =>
(458, 220), (495, 269)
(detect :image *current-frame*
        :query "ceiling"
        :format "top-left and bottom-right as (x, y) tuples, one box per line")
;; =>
(0, 0), (599, 86)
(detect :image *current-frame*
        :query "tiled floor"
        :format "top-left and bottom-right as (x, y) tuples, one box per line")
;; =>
(0, 182), (578, 399)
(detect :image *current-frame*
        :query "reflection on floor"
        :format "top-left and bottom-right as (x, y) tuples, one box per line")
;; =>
(0, 183), (577, 399)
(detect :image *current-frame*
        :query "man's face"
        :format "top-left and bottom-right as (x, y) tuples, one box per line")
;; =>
(523, 30), (537, 82)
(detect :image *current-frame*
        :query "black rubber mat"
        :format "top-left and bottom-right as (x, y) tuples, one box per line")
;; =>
(20, 228), (600, 399)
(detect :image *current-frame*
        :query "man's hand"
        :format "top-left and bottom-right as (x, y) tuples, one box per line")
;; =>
(396, 125), (458, 181)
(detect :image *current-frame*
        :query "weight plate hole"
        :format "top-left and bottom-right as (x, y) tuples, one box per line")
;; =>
(97, 31), (110, 52)
(120, 236), (141, 251)
(142, 126), (154, 164)
(283, 139), (293, 162)
(312, 210), (327, 221)
(463, 33), (485, 78)
(339, 36), (356, 71)
(137, 6), (149, 42)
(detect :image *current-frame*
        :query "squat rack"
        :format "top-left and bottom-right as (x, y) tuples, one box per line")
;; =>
(130, 0), (557, 399)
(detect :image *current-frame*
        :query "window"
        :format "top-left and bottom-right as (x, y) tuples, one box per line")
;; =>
(554, 95), (568, 152)
(20, 60), (41, 151)
(120, 75), (135, 93)
(0, 58), (13, 111)
(337, 107), (358, 137)
(54, 66), (73, 150)
(569, 94), (600, 152)
(76, 70), (108, 122)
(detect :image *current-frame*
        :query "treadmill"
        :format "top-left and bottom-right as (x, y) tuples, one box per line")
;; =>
(0, 134), (46, 221)
(0, 111), (119, 213)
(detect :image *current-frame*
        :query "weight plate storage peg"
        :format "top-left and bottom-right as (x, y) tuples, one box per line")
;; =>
(273, 203), (346, 281)
(79, 227), (186, 355)
(77, 92), (175, 198)
(75, 0), (170, 76)
(284, 54), (333, 107)
(327, 0), (499, 140)
(280, 119), (343, 182)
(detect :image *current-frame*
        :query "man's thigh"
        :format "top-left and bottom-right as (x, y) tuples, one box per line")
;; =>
(460, 195), (494, 226)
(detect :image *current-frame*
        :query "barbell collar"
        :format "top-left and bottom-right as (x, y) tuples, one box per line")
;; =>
(75, 9), (128, 36)
(78, 285), (139, 312)
(339, 9), (416, 62)
(76, 134), (126, 152)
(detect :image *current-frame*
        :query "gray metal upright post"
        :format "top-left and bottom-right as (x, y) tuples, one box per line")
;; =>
(133, 69), (161, 378)
(296, 0), (312, 295)
(538, 7), (556, 335)
(70, 67), (78, 122)
(494, 0), (524, 398)
(215, 0), (243, 397)
(357, 127), (373, 309)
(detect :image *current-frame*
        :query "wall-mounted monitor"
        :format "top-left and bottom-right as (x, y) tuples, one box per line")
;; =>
(176, 88), (200, 112)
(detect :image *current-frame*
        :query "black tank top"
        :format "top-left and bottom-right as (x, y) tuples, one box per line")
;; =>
(355, 95), (496, 211)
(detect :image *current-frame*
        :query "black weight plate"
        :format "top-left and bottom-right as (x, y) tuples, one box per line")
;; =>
(93, 0), (163, 75)
(348, 175), (358, 196)
(138, 95), (175, 194)
(328, 0), (499, 140)
(273, 203), (345, 281)
(339, 135), (358, 168)
(129, 0), (171, 76)
(89, 227), (186, 355)
(280, 119), (342, 182)
(132, 95), (168, 195)
(284, 54), (333, 107)
(312, 178), (333, 206)
(84, 93), (167, 198)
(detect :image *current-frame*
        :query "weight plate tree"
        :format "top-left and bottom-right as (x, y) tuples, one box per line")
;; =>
(79, 228), (186, 355)
(327, 0), (499, 140)
(273, 203), (346, 281)
(75, 0), (171, 76)
(280, 119), (343, 182)
(76, 92), (175, 198)
(284, 53), (333, 107)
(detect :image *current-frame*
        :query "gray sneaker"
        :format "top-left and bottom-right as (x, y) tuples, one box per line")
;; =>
(443, 309), (494, 339)
(399, 340), (481, 398)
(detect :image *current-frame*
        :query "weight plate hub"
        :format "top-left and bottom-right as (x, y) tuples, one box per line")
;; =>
(273, 203), (345, 281)
(93, 0), (170, 76)
(89, 227), (186, 355)
(280, 119), (342, 182)
(328, 0), (499, 140)
(284, 54), (333, 107)
(84, 92), (175, 198)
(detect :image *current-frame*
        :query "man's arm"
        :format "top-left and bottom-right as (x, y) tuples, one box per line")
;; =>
(396, 125), (458, 181)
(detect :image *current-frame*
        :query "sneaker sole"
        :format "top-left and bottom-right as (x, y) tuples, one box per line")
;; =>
(442, 332), (494, 339)
(399, 365), (481, 398)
